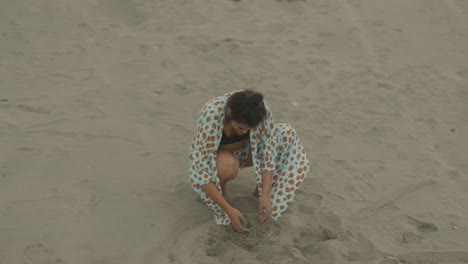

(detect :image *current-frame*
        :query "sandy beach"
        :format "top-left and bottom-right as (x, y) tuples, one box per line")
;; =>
(1, 0), (468, 263)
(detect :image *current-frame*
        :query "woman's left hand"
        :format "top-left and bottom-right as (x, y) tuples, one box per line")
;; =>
(258, 195), (272, 224)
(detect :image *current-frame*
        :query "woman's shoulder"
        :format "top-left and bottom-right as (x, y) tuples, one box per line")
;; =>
(201, 95), (225, 113)
(197, 93), (229, 125)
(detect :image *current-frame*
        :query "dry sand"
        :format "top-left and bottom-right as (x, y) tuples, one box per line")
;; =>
(1, 0), (468, 263)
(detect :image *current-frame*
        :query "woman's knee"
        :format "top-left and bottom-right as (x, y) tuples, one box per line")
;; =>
(216, 150), (239, 181)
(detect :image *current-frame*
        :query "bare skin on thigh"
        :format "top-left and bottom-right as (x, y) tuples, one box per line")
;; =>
(216, 140), (253, 195)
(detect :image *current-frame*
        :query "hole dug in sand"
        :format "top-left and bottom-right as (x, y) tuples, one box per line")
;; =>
(201, 195), (340, 264)
(166, 195), (406, 264)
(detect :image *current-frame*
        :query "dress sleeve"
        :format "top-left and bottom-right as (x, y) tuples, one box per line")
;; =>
(260, 102), (277, 172)
(189, 102), (220, 188)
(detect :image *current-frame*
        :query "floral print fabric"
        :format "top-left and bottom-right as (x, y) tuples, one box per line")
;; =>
(189, 91), (310, 225)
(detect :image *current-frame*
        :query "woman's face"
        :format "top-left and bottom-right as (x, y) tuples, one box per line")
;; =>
(230, 120), (253, 136)
(225, 107), (255, 135)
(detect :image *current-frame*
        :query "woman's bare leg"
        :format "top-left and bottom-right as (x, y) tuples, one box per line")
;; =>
(216, 149), (240, 195)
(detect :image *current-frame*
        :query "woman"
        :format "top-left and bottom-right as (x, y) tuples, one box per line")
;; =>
(189, 90), (310, 232)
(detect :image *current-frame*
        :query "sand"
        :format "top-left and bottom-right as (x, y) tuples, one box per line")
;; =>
(1, 0), (468, 263)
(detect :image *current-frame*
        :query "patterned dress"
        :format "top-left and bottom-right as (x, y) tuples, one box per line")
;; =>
(189, 91), (310, 225)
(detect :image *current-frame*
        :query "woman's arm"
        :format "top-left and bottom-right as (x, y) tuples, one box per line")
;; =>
(261, 171), (273, 199)
(201, 182), (233, 213)
(259, 170), (273, 224)
(201, 183), (249, 232)
(257, 101), (276, 224)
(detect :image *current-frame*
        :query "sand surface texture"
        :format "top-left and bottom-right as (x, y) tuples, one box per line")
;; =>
(1, 0), (468, 263)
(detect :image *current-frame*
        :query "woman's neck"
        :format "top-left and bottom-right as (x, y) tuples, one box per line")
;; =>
(222, 119), (234, 137)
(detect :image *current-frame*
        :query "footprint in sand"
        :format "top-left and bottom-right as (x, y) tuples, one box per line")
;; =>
(307, 57), (330, 66)
(396, 231), (423, 244)
(204, 236), (223, 257)
(97, 0), (147, 26)
(456, 69), (468, 79)
(16, 147), (41, 155)
(404, 215), (438, 234)
(295, 191), (323, 214)
(16, 104), (54, 115)
(293, 225), (338, 255)
(298, 204), (315, 214)
(24, 243), (64, 264)
(174, 84), (192, 95)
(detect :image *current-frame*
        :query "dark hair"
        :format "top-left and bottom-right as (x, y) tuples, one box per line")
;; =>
(226, 90), (267, 127)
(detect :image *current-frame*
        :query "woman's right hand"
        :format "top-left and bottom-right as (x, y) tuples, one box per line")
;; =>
(227, 207), (249, 233)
